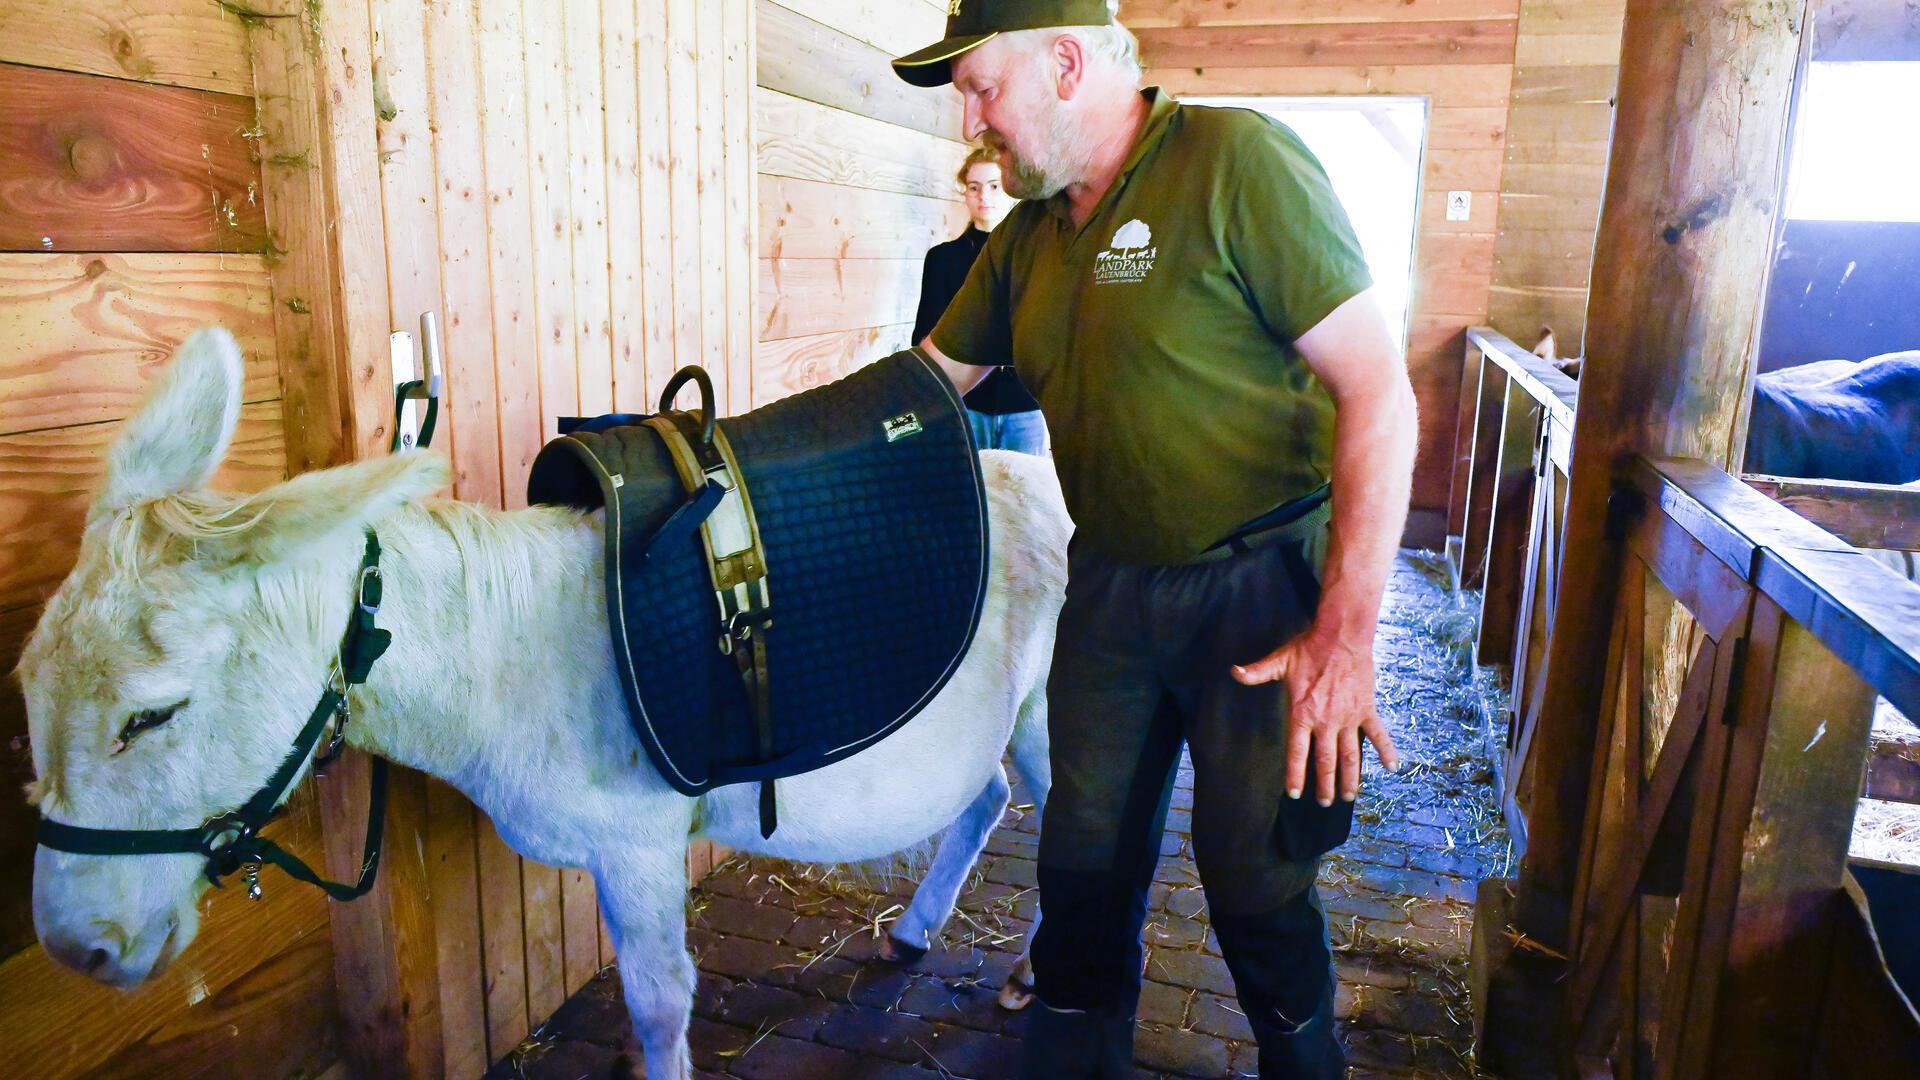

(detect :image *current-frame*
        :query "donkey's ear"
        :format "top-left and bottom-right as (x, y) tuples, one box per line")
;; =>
(221, 452), (452, 565)
(92, 328), (245, 522)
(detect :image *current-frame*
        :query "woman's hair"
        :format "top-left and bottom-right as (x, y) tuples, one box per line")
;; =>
(956, 145), (1000, 190)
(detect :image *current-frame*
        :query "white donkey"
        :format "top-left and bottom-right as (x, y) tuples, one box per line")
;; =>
(21, 329), (1066, 1079)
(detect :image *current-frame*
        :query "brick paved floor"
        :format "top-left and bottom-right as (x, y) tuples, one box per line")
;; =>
(489, 553), (1509, 1079)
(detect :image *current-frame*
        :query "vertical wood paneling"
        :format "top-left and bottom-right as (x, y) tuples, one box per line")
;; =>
(424, 0), (506, 505)
(1489, 0), (1624, 354)
(477, 0), (544, 504)
(526, 0), (581, 440)
(474, 817), (529, 1057)
(635, 0), (679, 407)
(696, 0), (731, 401)
(753, 1), (969, 400)
(665, 0), (705, 378)
(725, 0), (757, 410)
(602, 0), (647, 414)
(565, 0), (614, 420)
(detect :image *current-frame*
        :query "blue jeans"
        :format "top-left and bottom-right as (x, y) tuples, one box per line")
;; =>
(966, 408), (1047, 455)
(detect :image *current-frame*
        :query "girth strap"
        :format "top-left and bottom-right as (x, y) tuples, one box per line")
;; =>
(643, 408), (781, 837)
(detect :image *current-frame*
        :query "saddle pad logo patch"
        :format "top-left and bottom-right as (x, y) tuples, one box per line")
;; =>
(883, 413), (923, 442)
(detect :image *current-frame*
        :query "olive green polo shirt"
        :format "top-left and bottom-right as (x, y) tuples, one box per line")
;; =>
(931, 88), (1372, 565)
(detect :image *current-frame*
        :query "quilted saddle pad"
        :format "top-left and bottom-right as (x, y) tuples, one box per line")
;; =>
(525, 349), (988, 795)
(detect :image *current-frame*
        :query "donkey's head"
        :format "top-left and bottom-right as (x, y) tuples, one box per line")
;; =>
(19, 328), (447, 986)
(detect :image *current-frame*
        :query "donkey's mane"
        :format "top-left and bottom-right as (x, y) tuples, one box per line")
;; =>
(93, 485), (586, 633)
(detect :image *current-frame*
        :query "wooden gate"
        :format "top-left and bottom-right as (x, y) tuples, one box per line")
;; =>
(1558, 458), (1920, 1077)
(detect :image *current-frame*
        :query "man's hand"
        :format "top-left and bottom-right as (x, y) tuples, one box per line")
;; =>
(1235, 287), (1415, 806)
(1232, 629), (1398, 806)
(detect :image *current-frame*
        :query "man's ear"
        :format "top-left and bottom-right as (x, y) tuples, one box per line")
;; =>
(1051, 32), (1087, 99)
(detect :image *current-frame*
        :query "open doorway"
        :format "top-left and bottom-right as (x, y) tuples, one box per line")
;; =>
(1180, 96), (1428, 352)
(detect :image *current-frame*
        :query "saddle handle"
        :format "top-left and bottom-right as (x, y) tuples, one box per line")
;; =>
(658, 365), (718, 446)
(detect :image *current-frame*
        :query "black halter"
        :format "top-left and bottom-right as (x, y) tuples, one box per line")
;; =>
(36, 531), (394, 903)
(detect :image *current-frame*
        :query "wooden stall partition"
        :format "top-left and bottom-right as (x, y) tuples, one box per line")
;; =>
(755, 0), (969, 401)
(1131, 0), (1522, 547)
(1535, 457), (1920, 1077)
(0, 2), (348, 1075)
(1488, 0), (1625, 355)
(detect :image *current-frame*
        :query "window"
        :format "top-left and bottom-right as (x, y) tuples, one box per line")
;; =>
(1784, 61), (1920, 222)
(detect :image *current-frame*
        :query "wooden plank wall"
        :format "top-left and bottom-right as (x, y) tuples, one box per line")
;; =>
(1134, 0), (1522, 543)
(0, 4), (338, 1076)
(755, 0), (970, 398)
(1487, 0), (1624, 357)
(340, 0), (755, 1071)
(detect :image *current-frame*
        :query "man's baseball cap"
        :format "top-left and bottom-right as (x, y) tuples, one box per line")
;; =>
(891, 0), (1116, 87)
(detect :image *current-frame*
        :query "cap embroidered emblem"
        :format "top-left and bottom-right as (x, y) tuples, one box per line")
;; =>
(946, 0), (963, 15)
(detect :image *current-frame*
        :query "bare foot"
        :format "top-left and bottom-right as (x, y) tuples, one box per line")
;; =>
(997, 954), (1036, 1010)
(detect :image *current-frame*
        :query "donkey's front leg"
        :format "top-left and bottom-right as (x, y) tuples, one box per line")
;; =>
(597, 847), (696, 1080)
(882, 762), (1011, 962)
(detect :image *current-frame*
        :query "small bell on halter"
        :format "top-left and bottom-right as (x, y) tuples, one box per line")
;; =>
(243, 860), (264, 901)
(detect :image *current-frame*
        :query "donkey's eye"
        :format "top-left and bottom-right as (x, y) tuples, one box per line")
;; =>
(114, 701), (185, 752)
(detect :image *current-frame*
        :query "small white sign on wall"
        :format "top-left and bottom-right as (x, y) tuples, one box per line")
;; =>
(1446, 190), (1473, 222)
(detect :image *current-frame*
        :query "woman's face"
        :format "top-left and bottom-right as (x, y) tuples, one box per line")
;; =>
(963, 162), (1015, 231)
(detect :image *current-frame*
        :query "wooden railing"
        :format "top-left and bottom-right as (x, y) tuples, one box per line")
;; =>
(1556, 456), (1920, 1077)
(1444, 327), (1580, 852)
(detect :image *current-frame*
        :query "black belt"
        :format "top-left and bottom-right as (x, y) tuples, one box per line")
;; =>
(1183, 486), (1331, 566)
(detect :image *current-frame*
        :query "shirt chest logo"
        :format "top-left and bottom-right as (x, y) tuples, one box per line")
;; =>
(1093, 219), (1157, 285)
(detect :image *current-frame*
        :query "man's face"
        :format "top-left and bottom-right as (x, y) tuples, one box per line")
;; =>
(963, 162), (1014, 230)
(953, 40), (1078, 200)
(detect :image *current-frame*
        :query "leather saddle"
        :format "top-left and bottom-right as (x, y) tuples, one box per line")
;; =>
(526, 349), (988, 834)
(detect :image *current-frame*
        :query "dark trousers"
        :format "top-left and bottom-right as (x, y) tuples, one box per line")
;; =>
(1018, 530), (1350, 1080)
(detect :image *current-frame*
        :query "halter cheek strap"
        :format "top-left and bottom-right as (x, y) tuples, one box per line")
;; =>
(37, 532), (393, 903)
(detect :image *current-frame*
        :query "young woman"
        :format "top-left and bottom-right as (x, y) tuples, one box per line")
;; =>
(912, 147), (1047, 454)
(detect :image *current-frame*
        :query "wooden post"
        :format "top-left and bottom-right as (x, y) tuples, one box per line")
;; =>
(1510, 0), (1811, 944)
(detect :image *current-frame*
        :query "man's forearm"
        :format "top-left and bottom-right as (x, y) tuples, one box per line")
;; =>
(1313, 375), (1418, 644)
(919, 336), (990, 395)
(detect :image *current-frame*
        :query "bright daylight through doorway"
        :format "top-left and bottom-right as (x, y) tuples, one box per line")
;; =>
(1181, 96), (1428, 353)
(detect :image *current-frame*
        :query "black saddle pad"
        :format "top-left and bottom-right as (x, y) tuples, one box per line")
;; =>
(525, 349), (988, 795)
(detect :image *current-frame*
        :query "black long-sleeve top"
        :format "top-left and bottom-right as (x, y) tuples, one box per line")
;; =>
(913, 226), (1041, 415)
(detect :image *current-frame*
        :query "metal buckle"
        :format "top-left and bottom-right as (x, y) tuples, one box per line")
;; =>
(356, 565), (384, 615)
(717, 610), (772, 656)
(317, 693), (351, 768)
(200, 812), (253, 858)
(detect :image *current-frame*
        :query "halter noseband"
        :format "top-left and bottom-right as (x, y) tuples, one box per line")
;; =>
(36, 531), (394, 903)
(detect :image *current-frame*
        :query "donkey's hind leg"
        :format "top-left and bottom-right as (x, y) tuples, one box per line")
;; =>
(881, 762), (1012, 963)
(999, 682), (1050, 1009)
(597, 846), (697, 1080)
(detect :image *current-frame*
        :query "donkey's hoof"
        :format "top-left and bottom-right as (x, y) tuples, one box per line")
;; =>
(878, 932), (929, 965)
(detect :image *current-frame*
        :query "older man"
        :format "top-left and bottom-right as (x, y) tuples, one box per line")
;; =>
(893, 2), (1417, 1077)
